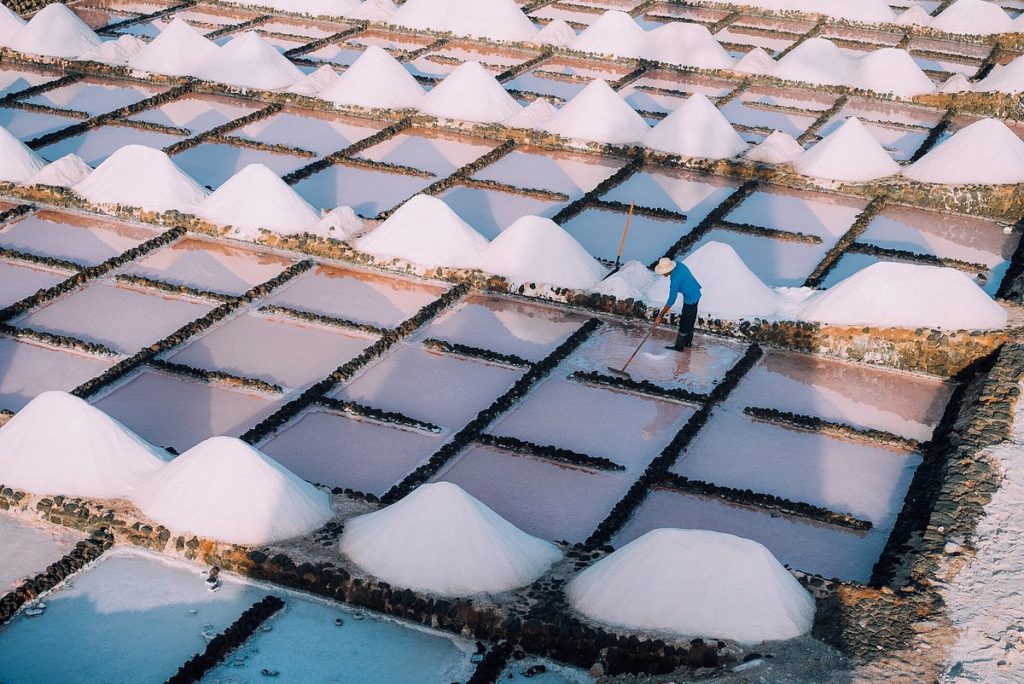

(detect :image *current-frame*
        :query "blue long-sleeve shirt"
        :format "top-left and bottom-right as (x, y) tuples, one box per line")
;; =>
(665, 260), (701, 308)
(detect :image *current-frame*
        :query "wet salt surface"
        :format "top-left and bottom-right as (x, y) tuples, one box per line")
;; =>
(471, 149), (623, 200)
(91, 368), (281, 452)
(39, 125), (186, 166)
(0, 259), (68, 308)
(265, 265), (445, 329)
(170, 144), (309, 189)
(356, 131), (496, 177)
(561, 208), (686, 264)
(0, 336), (115, 411)
(614, 488), (890, 582)
(503, 71), (588, 101)
(166, 312), (376, 389)
(24, 82), (165, 116)
(435, 184), (566, 240)
(423, 296), (587, 362)
(0, 107), (82, 142)
(122, 238), (294, 296)
(232, 111), (383, 157)
(333, 344), (523, 430)
(293, 164), (432, 216)
(261, 408), (442, 496)
(127, 95), (261, 135)
(434, 445), (632, 543)
(0, 514), (85, 590)
(0, 211), (157, 267)
(19, 282), (215, 354)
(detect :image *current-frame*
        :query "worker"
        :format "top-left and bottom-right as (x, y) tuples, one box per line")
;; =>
(653, 257), (701, 352)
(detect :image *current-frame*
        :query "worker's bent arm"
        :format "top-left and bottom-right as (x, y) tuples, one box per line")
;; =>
(655, 304), (671, 326)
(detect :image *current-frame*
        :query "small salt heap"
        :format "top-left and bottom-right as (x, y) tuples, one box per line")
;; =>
(534, 18), (576, 47)
(73, 144), (208, 213)
(340, 482), (561, 596)
(196, 163), (320, 238)
(418, 61), (522, 123)
(643, 93), (747, 159)
(480, 215), (607, 289)
(0, 124), (46, 182)
(195, 31), (304, 90)
(734, 47), (777, 75)
(744, 130), (804, 164)
(772, 38), (853, 86)
(27, 153), (91, 187)
(321, 45), (425, 109)
(646, 21), (734, 70)
(569, 10), (647, 59)
(903, 118), (1024, 184)
(6, 3), (101, 58)
(131, 436), (333, 545)
(567, 529), (815, 643)
(307, 205), (364, 240)
(793, 118), (899, 182)
(129, 17), (219, 77)
(975, 55), (1024, 94)
(347, 0), (397, 21)
(847, 48), (936, 97)
(287, 64), (340, 97)
(0, 391), (170, 499)
(504, 98), (559, 129)
(930, 0), (1015, 36)
(78, 35), (146, 66)
(894, 5), (932, 27)
(542, 79), (649, 145)
(390, 0), (538, 42)
(0, 3), (25, 44)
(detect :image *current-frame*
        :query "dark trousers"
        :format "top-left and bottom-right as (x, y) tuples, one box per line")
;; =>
(675, 301), (699, 348)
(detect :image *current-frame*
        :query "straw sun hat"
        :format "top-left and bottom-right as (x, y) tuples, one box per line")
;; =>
(654, 258), (677, 276)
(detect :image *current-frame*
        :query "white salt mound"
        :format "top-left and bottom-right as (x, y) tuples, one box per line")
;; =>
(568, 529), (815, 643)
(0, 391), (170, 499)
(975, 55), (1024, 94)
(131, 437), (332, 545)
(321, 45), (425, 109)
(73, 144), (208, 213)
(534, 18), (576, 47)
(643, 93), (746, 159)
(592, 260), (658, 302)
(347, 0), (397, 21)
(78, 35), (146, 66)
(27, 153), (91, 187)
(848, 48), (935, 98)
(504, 98), (558, 129)
(8, 4), (101, 58)
(195, 31), (303, 90)
(801, 262), (1007, 330)
(306, 205), (363, 240)
(744, 130), (804, 163)
(930, 0), (1014, 36)
(287, 64), (340, 96)
(570, 10), (646, 59)
(903, 118), (1024, 184)
(895, 5), (932, 27)
(390, 0), (538, 42)
(340, 482), (560, 596)
(734, 47), (777, 75)
(0, 124), (45, 182)
(356, 194), (487, 269)
(418, 61), (521, 123)
(646, 22), (734, 70)
(940, 73), (973, 94)
(543, 79), (648, 145)
(129, 18), (219, 77)
(481, 215), (607, 290)
(772, 38), (852, 86)
(0, 3), (25, 43)
(793, 117), (899, 182)
(197, 163), (319, 238)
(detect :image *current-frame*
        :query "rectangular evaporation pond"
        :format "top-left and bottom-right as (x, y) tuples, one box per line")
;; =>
(671, 410), (921, 526)
(38, 125), (186, 166)
(203, 588), (475, 683)
(489, 376), (696, 471)
(714, 26), (795, 54)
(0, 107), (80, 142)
(0, 550), (266, 683)
(305, 43), (368, 67)
(232, 110), (384, 157)
(265, 264), (445, 329)
(424, 295), (587, 362)
(19, 281), (215, 355)
(720, 92), (825, 138)
(171, 143), (311, 190)
(261, 408), (442, 496)
(333, 344), (523, 430)
(0, 259), (69, 308)
(727, 348), (954, 443)
(345, 30), (435, 53)
(92, 367), (281, 451)
(258, 19), (341, 39)
(0, 336), (115, 411)
(356, 129), (496, 177)
(122, 238), (294, 297)
(684, 229), (827, 287)
(0, 210), (158, 267)
(0, 67), (59, 98)
(434, 444), (632, 543)
(292, 164), (434, 217)
(23, 81), (166, 116)
(566, 323), (747, 395)
(471, 148), (623, 200)
(613, 488), (888, 582)
(110, 19), (164, 39)
(127, 94), (261, 136)
(602, 168), (740, 226)
(726, 186), (867, 242)
(819, 251), (884, 290)
(0, 514), (85, 590)
(434, 184), (566, 240)
(620, 73), (738, 116)
(166, 312), (376, 390)
(561, 207), (687, 264)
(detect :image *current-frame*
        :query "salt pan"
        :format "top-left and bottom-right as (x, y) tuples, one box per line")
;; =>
(542, 79), (648, 145)
(643, 93), (747, 159)
(321, 46), (425, 109)
(418, 61), (522, 124)
(195, 31), (303, 90)
(129, 18), (219, 77)
(73, 144), (208, 213)
(793, 117), (899, 182)
(196, 163), (319, 238)
(480, 215), (607, 290)
(903, 118), (1024, 185)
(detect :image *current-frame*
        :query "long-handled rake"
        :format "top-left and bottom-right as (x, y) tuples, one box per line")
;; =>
(607, 319), (657, 379)
(610, 201), (635, 274)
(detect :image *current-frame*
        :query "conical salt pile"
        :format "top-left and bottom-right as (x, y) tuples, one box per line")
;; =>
(0, 3), (25, 43)
(567, 529), (815, 643)
(287, 64), (340, 96)
(130, 18), (219, 76)
(534, 18), (575, 47)
(744, 130), (804, 164)
(848, 48), (935, 98)
(569, 10), (646, 59)
(801, 262), (1007, 330)
(591, 260), (658, 302)
(306, 205), (363, 240)
(418, 61), (522, 123)
(793, 118), (899, 182)
(643, 93), (747, 159)
(734, 47), (776, 75)
(646, 22), (734, 70)
(0, 391), (170, 499)
(0, 124), (45, 182)
(73, 144), (208, 212)
(771, 38), (852, 86)
(7, 3), (100, 58)
(340, 482), (561, 596)
(390, 0), (537, 42)
(480, 215), (607, 289)
(975, 55), (1024, 94)
(131, 436), (333, 545)
(903, 118), (1024, 184)
(321, 45), (425, 109)
(196, 163), (319, 238)
(27, 153), (91, 187)
(356, 194), (487, 269)
(660, 241), (781, 319)
(504, 97), (558, 129)
(930, 0), (1014, 36)
(195, 31), (303, 90)
(894, 5), (932, 27)
(543, 79), (649, 145)
(347, 0), (397, 21)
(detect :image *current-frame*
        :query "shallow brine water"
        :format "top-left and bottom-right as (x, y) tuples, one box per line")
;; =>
(0, 259), (68, 308)
(128, 95), (261, 136)
(171, 144), (310, 190)
(24, 81), (165, 116)
(725, 186), (867, 241)
(602, 168), (739, 222)
(0, 210), (158, 267)
(39, 124), (186, 166)
(0, 514), (85, 591)
(293, 164), (433, 216)
(0, 67), (59, 99)
(232, 110), (383, 157)
(435, 184), (567, 240)
(356, 130), (495, 177)
(0, 108), (82, 142)
(561, 208), (688, 265)
(683, 228), (829, 287)
(471, 148), (623, 200)
(0, 336), (115, 411)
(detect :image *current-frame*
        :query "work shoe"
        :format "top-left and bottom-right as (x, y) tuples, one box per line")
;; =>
(664, 345), (687, 352)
